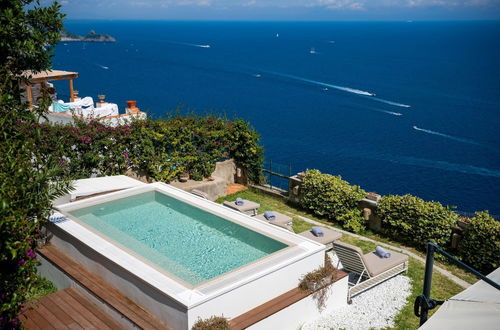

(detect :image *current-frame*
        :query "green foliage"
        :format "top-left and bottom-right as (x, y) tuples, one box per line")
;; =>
(192, 316), (229, 330)
(338, 208), (366, 234)
(0, 1), (68, 328)
(299, 169), (366, 227)
(458, 211), (500, 274)
(20, 115), (264, 184)
(26, 276), (57, 302)
(377, 194), (458, 250)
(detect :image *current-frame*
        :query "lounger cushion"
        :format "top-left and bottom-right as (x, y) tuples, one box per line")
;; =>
(300, 227), (342, 245)
(363, 251), (408, 277)
(223, 200), (260, 212)
(255, 212), (292, 225)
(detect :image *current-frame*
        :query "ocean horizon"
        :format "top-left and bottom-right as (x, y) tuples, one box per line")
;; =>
(53, 20), (500, 215)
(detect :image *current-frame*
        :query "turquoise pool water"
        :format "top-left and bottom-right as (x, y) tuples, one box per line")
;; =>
(69, 191), (288, 286)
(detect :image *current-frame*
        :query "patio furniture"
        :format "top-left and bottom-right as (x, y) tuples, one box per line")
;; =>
(299, 227), (342, 249)
(191, 189), (209, 199)
(332, 241), (409, 303)
(255, 211), (293, 232)
(222, 199), (260, 216)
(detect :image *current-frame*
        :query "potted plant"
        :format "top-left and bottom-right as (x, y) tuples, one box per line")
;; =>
(179, 172), (190, 182)
(298, 254), (336, 309)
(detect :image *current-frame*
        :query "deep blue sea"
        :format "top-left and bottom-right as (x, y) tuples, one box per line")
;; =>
(53, 21), (500, 215)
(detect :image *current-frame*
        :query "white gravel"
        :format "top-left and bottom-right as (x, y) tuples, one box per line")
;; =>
(302, 254), (413, 330)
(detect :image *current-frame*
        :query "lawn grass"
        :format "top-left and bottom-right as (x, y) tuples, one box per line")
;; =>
(26, 275), (57, 302)
(217, 188), (478, 285)
(217, 188), (468, 329)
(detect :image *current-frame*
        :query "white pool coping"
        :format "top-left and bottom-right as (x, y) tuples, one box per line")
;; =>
(55, 182), (325, 309)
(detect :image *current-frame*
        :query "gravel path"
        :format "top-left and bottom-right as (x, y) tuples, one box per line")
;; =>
(301, 274), (412, 330)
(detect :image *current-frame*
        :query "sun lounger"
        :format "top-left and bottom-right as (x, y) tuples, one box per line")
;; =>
(299, 227), (342, 249)
(191, 189), (209, 199)
(255, 211), (293, 232)
(332, 241), (409, 303)
(222, 199), (260, 216)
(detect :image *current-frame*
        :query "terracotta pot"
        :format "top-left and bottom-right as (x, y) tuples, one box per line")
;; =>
(126, 100), (137, 109)
(179, 173), (189, 183)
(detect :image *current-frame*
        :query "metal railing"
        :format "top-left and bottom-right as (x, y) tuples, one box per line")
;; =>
(261, 160), (292, 192)
(414, 242), (500, 326)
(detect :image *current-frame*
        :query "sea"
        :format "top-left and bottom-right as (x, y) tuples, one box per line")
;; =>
(53, 20), (500, 215)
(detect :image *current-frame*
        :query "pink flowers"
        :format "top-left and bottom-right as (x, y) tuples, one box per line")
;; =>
(25, 249), (36, 259)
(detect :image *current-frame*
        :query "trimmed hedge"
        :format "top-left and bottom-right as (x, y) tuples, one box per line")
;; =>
(20, 115), (264, 184)
(299, 169), (366, 231)
(458, 211), (500, 274)
(377, 194), (458, 250)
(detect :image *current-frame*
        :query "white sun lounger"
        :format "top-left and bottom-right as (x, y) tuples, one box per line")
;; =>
(299, 227), (342, 249)
(333, 241), (409, 303)
(255, 211), (293, 232)
(222, 199), (260, 216)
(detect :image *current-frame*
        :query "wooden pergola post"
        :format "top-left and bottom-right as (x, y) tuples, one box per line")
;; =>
(26, 85), (33, 109)
(69, 79), (74, 102)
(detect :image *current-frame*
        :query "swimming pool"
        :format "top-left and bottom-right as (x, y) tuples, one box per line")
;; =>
(51, 182), (326, 329)
(68, 190), (288, 286)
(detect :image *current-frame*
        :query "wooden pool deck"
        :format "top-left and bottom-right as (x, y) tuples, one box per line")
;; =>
(21, 288), (125, 329)
(31, 244), (172, 329)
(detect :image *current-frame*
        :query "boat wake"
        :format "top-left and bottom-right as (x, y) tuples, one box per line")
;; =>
(379, 110), (402, 116)
(371, 97), (411, 108)
(171, 41), (211, 48)
(413, 126), (481, 146)
(266, 71), (376, 97)
(98, 64), (109, 70)
(359, 152), (500, 179)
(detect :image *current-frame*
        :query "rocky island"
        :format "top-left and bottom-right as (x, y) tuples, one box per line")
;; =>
(61, 30), (116, 42)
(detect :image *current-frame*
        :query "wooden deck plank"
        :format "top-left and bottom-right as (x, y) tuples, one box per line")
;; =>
(65, 288), (125, 330)
(24, 307), (53, 329)
(229, 270), (348, 330)
(47, 290), (97, 329)
(38, 245), (170, 329)
(44, 294), (84, 328)
(59, 289), (119, 330)
(20, 314), (41, 330)
(35, 303), (68, 329)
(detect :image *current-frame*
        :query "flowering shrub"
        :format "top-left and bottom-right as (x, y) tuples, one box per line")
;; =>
(20, 115), (264, 184)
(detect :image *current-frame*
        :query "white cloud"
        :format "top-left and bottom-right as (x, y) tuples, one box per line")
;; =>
(316, 0), (366, 10)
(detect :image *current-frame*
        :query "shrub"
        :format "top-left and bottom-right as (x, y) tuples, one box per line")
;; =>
(377, 194), (457, 250)
(338, 209), (366, 234)
(19, 115), (264, 184)
(458, 211), (500, 274)
(299, 169), (366, 222)
(1, 1), (67, 327)
(192, 316), (229, 330)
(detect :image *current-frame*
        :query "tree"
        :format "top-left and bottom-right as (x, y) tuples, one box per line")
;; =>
(0, 1), (69, 328)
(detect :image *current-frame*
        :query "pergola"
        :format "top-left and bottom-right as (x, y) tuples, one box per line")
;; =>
(22, 70), (79, 108)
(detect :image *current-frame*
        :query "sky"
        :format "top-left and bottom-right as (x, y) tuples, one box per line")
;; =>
(56, 0), (500, 20)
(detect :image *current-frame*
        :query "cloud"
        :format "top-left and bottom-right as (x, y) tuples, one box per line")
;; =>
(316, 0), (366, 10)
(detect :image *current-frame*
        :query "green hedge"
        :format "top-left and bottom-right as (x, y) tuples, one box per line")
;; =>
(299, 169), (366, 232)
(377, 194), (458, 250)
(20, 115), (264, 184)
(458, 211), (500, 274)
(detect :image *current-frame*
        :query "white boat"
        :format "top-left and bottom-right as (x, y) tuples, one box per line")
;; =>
(309, 48), (317, 54)
(199, 44), (210, 48)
